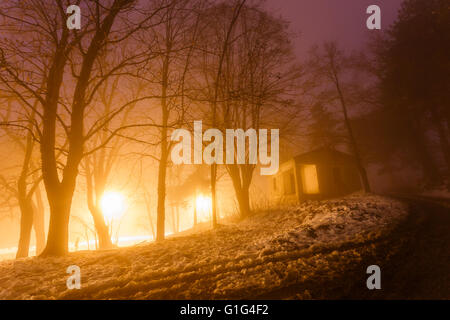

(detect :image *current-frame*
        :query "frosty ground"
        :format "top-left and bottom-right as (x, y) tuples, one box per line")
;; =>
(0, 194), (409, 300)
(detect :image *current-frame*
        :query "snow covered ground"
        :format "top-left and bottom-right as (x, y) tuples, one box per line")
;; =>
(0, 194), (408, 300)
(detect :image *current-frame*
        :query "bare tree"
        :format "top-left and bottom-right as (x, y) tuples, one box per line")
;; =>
(307, 43), (371, 192)
(0, 0), (167, 256)
(197, 3), (301, 217)
(196, 0), (247, 226)
(0, 99), (45, 258)
(82, 74), (142, 249)
(137, 0), (203, 241)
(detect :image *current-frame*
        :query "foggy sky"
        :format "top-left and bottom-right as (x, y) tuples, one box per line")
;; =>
(265, 0), (404, 58)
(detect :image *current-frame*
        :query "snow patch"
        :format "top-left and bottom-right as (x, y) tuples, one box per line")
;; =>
(0, 194), (408, 299)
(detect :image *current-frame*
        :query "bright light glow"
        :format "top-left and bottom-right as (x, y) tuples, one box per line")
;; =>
(100, 191), (126, 222)
(301, 164), (320, 194)
(196, 194), (212, 221)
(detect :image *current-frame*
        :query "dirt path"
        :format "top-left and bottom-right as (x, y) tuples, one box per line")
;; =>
(342, 197), (450, 299)
(253, 196), (450, 300)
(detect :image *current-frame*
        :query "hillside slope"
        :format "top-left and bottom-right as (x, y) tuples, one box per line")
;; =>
(0, 194), (408, 300)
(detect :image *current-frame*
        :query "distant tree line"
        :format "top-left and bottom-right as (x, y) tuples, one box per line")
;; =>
(305, 0), (449, 191)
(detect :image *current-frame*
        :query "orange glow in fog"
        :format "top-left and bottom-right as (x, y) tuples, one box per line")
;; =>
(196, 194), (212, 221)
(100, 191), (127, 222)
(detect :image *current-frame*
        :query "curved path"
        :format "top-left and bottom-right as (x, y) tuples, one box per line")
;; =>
(342, 195), (450, 299)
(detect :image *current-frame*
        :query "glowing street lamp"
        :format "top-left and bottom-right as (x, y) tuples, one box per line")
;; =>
(100, 191), (126, 224)
(195, 194), (212, 222)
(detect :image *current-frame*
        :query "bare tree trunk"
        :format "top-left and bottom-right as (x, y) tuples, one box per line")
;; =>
(333, 71), (371, 192)
(32, 186), (46, 255)
(85, 227), (90, 250)
(156, 58), (169, 241)
(228, 166), (251, 217)
(85, 162), (113, 249)
(156, 150), (168, 241)
(42, 190), (73, 256)
(16, 123), (36, 258)
(144, 191), (156, 240)
(209, 0), (247, 227)
(170, 205), (176, 234)
(210, 165), (218, 227)
(39, 21), (71, 256)
(16, 196), (34, 259)
(236, 187), (250, 218)
(144, 192), (156, 240)
(90, 205), (113, 249)
(94, 232), (98, 250)
(175, 205), (179, 233)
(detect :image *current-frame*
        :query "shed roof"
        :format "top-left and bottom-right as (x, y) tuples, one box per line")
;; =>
(293, 147), (356, 165)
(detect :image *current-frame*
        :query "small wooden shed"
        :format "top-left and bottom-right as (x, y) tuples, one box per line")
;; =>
(271, 147), (362, 203)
